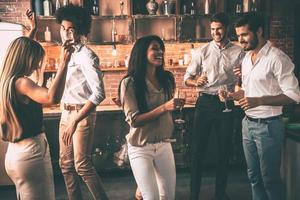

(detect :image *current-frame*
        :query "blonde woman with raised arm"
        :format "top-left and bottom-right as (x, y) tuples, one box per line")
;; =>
(0, 36), (74, 200)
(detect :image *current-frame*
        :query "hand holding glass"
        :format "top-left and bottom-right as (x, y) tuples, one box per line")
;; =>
(174, 89), (186, 124)
(196, 70), (208, 93)
(219, 85), (232, 112)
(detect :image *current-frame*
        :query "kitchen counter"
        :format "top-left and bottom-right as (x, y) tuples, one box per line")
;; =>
(43, 104), (123, 118)
(283, 122), (300, 200)
(43, 103), (196, 119)
(286, 122), (300, 142)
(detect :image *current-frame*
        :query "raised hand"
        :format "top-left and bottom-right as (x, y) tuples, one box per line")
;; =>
(25, 10), (37, 39)
(60, 40), (75, 65)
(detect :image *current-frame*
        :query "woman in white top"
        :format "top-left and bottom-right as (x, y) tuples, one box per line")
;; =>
(119, 35), (183, 200)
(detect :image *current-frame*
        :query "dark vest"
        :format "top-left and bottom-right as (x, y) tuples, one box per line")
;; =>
(13, 99), (44, 141)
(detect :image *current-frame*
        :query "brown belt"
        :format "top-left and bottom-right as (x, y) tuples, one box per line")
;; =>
(63, 103), (84, 111)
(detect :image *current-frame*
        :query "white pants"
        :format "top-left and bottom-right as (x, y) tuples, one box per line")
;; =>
(128, 142), (176, 200)
(5, 133), (55, 200)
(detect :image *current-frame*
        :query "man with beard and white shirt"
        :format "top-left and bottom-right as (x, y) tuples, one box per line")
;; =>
(184, 13), (245, 200)
(224, 13), (300, 200)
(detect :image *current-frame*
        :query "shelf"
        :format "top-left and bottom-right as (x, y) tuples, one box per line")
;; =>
(33, 0), (269, 45)
(133, 14), (177, 19)
(37, 16), (56, 20)
(91, 15), (131, 20)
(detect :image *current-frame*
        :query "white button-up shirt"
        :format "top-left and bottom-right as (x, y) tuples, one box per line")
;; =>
(61, 43), (105, 105)
(184, 40), (245, 94)
(242, 41), (300, 118)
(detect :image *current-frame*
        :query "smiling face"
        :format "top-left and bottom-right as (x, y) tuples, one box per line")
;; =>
(235, 25), (258, 51)
(60, 20), (79, 43)
(210, 21), (227, 44)
(147, 40), (164, 68)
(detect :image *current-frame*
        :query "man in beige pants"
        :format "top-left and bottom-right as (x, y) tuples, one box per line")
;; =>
(56, 4), (108, 200)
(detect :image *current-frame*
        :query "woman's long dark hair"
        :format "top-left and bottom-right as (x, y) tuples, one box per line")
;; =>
(118, 35), (175, 113)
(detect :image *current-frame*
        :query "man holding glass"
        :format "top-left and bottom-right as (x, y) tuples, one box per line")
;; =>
(229, 13), (300, 200)
(184, 13), (245, 200)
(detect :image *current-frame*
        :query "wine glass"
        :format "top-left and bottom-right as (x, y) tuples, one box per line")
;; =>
(174, 89), (186, 124)
(219, 85), (232, 112)
(195, 69), (208, 95)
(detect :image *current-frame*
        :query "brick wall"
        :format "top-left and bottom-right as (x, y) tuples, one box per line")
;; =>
(43, 42), (203, 105)
(0, 0), (29, 24)
(269, 0), (295, 60)
(0, 0), (297, 105)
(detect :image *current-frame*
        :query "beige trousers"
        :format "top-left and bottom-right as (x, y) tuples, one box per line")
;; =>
(5, 133), (55, 200)
(59, 109), (108, 200)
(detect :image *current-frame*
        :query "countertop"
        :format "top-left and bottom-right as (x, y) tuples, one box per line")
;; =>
(286, 122), (300, 142)
(43, 104), (195, 118)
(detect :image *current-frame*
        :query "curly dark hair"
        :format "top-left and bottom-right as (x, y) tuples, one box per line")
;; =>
(55, 4), (91, 36)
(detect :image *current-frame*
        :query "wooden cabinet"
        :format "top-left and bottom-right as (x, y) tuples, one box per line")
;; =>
(33, 0), (270, 44)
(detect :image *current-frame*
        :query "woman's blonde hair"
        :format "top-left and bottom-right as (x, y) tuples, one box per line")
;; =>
(0, 37), (45, 142)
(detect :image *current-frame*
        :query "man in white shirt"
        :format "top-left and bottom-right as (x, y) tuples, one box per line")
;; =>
(184, 13), (245, 200)
(231, 13), (300, 200)
(56, 5), (108, 200)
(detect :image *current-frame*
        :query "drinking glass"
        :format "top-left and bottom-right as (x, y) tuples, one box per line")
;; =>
(174, 89), (186, 124)
(219, 85), (232, 112)
(195, 69), (208, 94)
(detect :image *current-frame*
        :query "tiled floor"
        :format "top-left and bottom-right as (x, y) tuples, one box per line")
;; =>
(0, 168), (252, 200)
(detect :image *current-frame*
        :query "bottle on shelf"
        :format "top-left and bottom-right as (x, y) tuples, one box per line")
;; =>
(164, 0), (169, 15)
(195, 20), (200, 40)
(34, 0), (43, 16)
(182, 4), (187, 15)
(204, 0), (210, 15)
(190, 44), (195, 58)
(251, 0), (258, 12)
(43, 0), (52, 16)
(44, 26), (52, 42)
(243, 0), (250, 13)
(190, 2), (196, 15)
(120, 1), (125, 16)
(111, 19), (117, 42)
(92, 0), (99, 16)
(55, 0), (60, 11)
(183, 51), (190, 66)
(236, 0), (242, 13)
(63, 0), (68, 6)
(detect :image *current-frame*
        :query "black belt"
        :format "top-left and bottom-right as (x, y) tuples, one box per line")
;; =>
(246, 115), (282, 123)
(199, 93), (219, 99)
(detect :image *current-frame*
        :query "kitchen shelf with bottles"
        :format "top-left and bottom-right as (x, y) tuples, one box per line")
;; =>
(36, 0), (270, 83)
(35, 0), (269, 44)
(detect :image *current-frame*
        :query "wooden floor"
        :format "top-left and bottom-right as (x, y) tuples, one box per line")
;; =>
(0, 168), (251, 200)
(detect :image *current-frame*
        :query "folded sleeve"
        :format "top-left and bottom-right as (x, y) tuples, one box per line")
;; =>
(120, 78), (140, 125)
(274, 53), (300, 103)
